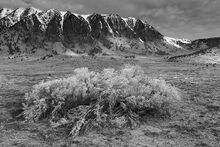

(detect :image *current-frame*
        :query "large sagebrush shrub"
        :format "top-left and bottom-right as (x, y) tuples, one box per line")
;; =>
(23, 65), (180, 136)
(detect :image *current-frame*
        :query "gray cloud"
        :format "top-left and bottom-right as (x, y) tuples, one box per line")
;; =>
(0, 0), (219, 39)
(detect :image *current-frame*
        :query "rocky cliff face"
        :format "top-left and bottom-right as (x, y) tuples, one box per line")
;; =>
(88, 13), (112, 39)
(0, 7), (219, 56)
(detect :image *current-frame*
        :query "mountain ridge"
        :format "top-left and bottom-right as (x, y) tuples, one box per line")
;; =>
(0, 7), (219, 56)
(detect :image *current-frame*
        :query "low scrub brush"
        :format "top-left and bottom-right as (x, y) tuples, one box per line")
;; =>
(23, 65), (181, 136)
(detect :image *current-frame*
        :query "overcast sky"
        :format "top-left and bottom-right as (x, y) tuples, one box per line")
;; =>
(0, 0), (220, 40)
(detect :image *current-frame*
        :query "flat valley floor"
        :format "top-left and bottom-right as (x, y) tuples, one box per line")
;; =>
(0, 55), (219, 147)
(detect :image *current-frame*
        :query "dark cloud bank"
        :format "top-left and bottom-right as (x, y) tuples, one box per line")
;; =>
(0, 0), (219, 40)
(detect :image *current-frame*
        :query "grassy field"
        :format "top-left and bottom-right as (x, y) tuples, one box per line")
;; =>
(0, 55), (219, 147)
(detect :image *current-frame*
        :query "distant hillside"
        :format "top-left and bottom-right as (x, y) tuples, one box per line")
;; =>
(168, 46), (220, 64)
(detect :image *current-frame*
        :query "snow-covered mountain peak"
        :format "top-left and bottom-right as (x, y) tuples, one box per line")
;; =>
(20, 7), (42, 20)
(7, 8), (25, 22)
(0, 8), (13, 19)
(38, 9), (60, 24)
(0, 7), (43, 29)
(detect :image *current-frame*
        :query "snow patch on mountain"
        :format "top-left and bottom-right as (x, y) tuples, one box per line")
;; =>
(9, 8), (26, 22)
(60, 11), (66, 30)
(179, 39), (191, 44)
(164, 37), (182, 48)
(81, 14), (91, 22)
(122, 17), (134, 31)
(103, 16), (114, 34)
(139, 38), (144, 43)
(0, 8), (13, 19)
(20, 7), (41, 19)
(164, 37), (192, 48)
(38, 9), (59, 25)
(127, 17), (137, 24)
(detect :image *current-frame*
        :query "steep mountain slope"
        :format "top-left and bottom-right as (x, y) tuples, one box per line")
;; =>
(0, 7), (219, 57)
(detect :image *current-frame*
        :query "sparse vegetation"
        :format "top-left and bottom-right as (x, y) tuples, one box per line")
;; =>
(0, 56), (219, 146)
(41, 54), (54, 60)
(0, 75), (15, 89)
(88, 46), (102, 56)
(124, 55), (136, 59)
(22, 65), (180, 136)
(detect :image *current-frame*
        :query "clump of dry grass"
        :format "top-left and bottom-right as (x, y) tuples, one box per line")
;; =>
(0, 75), (16, 89)
(22, 65), (181, 136)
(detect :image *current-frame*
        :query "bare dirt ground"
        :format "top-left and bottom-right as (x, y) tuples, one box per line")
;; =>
(0, 55), (219, 147)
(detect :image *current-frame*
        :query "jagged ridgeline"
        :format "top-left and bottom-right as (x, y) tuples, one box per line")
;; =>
(0, 7), (194, 55)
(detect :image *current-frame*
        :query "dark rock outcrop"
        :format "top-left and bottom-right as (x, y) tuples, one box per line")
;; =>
(134, 19), (163, 42)
(63, 11), (91, 44)
(107, 14), (135, 38)
(13, 14), (43, 33)
(46, 10), (63, 41)
(88, 13), (112, 38)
